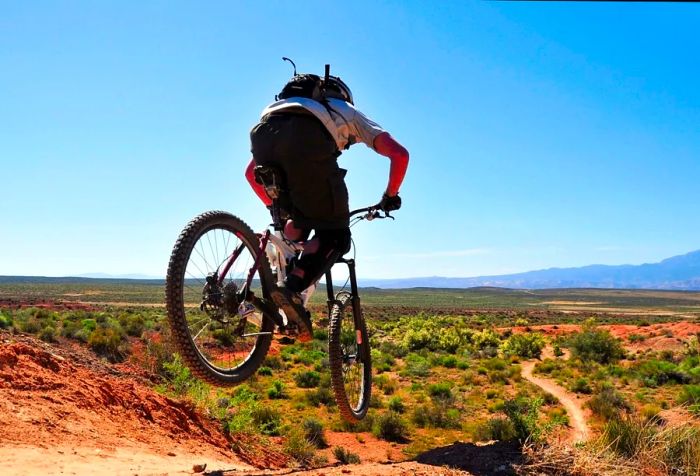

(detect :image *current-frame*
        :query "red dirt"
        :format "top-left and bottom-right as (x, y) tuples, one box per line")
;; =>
(0, 332), (288, 475)
(509, 321), (700, 351)
(0, 298), (99, 312)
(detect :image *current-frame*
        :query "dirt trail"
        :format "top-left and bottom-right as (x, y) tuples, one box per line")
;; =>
(521, 348), (589, 443)
(0, 332), (265, 475)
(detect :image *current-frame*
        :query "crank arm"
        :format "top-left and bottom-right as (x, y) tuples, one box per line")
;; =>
(249, 293), (286, 329)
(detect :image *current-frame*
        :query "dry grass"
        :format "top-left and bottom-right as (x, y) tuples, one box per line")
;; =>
(517, 415), (700, 476)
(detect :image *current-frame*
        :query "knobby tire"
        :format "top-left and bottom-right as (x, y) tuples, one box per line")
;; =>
(165, 211), (274, 386)
(328, 291), (372, 422)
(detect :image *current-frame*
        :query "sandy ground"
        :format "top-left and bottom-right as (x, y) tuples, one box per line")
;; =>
(0, 332), (265, 475)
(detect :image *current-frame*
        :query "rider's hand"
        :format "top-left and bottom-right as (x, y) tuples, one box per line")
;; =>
(379, 193), (402, 212)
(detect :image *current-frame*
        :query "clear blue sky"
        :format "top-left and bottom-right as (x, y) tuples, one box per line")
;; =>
(1, 1), (699, 279)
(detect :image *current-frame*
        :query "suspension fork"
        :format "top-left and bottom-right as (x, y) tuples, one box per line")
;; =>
(325, 258), (363, 338)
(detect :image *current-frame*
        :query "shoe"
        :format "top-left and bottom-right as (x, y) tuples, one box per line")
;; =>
(270, 286), (312, 338)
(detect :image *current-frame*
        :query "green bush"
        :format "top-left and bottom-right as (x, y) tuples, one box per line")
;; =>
(38, 325), (58, 342)
(476, 417), (517, 442)
(333, 446), (361, 464)
(503, 397), (544, 443)
(303, 418), (327, 448)
(258, 366), (273, 376)
(428, 382), (453, 403)
(88, 325), (125, 361)
(587, 384), (631, 420)
(571, 377), (593, 394)
(294, 370), (321, 388)
(500, 333), (545, 359)
(285, 429), (316, 466)
(0, 313), (12, 329)
(252, 405), (282, 436)
(636, 360), (691, 387)
(400, 354), (431, 378)
(568, 320), (624, 364)
(388, 396), (405, 413)
(679, 385), (700, 413)
(373, 411), (409, 442)
(267, 380), (287, 399)
(412, 403), (461, 429)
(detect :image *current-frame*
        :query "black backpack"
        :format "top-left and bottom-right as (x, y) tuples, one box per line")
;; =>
(276, 74), (325, 102)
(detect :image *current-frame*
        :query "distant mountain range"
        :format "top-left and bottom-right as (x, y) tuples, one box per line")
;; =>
(359, 250), (700, 291)
(3, 250), (700, 291)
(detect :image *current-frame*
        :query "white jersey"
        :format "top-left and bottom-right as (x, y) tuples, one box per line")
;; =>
(261, 97), (385, 151)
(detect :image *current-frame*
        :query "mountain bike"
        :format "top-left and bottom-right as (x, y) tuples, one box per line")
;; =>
(165, 168), (393, 421)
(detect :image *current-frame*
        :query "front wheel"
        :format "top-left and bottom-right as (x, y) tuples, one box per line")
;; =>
(165, 211), (275, 386)
(328, 291), (372, 422)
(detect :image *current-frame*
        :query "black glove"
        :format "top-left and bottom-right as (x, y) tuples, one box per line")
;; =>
(379, 193), (402, 212)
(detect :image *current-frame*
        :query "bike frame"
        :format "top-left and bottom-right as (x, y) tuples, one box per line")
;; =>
(218, 205), (383, 329)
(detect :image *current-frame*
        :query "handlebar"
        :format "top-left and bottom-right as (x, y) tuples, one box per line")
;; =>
(349, 204), (395, 221)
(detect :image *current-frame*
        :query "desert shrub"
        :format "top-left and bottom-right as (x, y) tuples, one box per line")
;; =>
(372, 349), (395, 373)
(587, 384), (631, 420)
(38, 325), (58, 342)
(403, 327), (433, 351)
(475, 417), (517, 442)
(686, 335), (700, 357)
(263, 354), (284, 370)
(143, 330), (175, 377)
(387, 396), (405, 413)
(636, 360), (691, 387)
(0, 312), (12, 329)
(19, 317), (41, 334)
(600, 416), (700, 474)
(285, 429), (316, 466)
(571, 377), (593, 394)
(428, 382), (453, 403)
(258, 366), (273, 376)
(122, 313), (146, 337)
(472, 329), (501, 356)
(503, 397), (544, 443)
(679, 385), (700, 413)
(552, 343), (564, 357)
(412, 402), (461, 429)
(88, 325), (125, 361)
(303, 418), (327, 448)
(379, 340), (408, 359)
(380, 377), (398, 395)
(160, 354), (208, 400)
(294, 370), (321, 388)
(252, 405), (282, 436)
(500, 333), (545, 359)
(369, 393), (384, 408)
(641, 404), (662, 422)
(305, 374), (335, 407)
(333, 446), (361, 464)
(400, 353), (431, 378)
(436, 354), (458, 368)
(267, 380), (287, 399)
(568, 320), (624, 364)
(373, 411), (409, 442)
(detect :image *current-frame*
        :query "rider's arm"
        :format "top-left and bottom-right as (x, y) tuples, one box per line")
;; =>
(373, 132), (409, 196)
(245, 158), (273, 206)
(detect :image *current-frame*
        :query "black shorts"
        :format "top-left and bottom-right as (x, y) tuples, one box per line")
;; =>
(250, 113), (349, 229)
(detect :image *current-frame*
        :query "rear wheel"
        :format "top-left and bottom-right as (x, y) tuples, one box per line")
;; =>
(328, 291), (371, 422)
(165, 211), (274, 385)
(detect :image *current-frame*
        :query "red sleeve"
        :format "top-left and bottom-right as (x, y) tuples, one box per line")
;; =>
(372, 132), (409, 196)
(245, 159), (273, 206)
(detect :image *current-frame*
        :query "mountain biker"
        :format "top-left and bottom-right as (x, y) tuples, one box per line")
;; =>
(245, 68), (409, 338)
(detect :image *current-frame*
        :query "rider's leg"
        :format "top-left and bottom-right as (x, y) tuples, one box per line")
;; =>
(286, 228), (351, 293)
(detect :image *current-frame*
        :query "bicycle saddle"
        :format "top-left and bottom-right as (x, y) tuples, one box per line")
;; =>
(254, 165), (287, 199)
